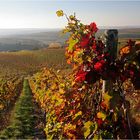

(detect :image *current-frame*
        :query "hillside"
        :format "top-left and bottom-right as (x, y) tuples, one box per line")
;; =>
(96, 28), (140, 39)
(0, 28), (140, 52)
(0, 29), (68, 51)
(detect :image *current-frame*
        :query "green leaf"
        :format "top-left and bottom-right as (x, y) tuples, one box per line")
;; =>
(68, 38), (78, 52)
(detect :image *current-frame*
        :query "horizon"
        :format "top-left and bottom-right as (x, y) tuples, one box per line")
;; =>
(0, 25), (140, 30)
(0, 26), (140, 37)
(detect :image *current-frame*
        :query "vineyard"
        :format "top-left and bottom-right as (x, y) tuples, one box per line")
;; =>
(0, 79), (45, 139)
(0, 10), (139, 139)
(0, 48), (68, 79)
(0, 77), (23, 130)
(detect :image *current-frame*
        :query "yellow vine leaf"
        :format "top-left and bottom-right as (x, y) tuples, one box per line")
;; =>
(83, 121), (98, 138)
(59, 88), (65, 94)
(103, 93), (112, 102)
(83, 121), (93, 138)
(97, 112), (106, 121)
(56, 10), (64, 17)
(64, 123), (76, 138)
(73, 111), (82, 121)
(101, 93), (112, 110)
(69, 15), (75, 20)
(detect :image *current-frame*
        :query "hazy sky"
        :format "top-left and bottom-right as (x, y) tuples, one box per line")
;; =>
(0, 0), (140, 28)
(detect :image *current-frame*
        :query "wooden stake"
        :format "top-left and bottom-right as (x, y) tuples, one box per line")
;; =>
(102, 29), (118, 93)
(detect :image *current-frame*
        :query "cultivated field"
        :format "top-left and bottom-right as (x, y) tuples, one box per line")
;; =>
(0, 48), (69, 79)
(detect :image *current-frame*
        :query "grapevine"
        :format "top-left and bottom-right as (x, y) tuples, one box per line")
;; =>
(0, 77), (23, 130)
(29, 10), (140, 139)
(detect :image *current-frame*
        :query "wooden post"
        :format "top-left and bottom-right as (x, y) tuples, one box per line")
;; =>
(102, 30), (133, 138)
(102, 29), (118, 93)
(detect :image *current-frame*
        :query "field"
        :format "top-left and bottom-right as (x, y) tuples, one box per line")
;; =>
(0, 29), (139, 139)
(0, 48), (69, 79)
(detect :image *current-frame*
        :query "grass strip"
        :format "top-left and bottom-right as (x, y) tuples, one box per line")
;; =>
(0, 79), (35, 139)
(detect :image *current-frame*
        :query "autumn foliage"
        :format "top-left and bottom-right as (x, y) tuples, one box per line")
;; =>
(29, 10), (140, 139)
(0, 77), (23, 111)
